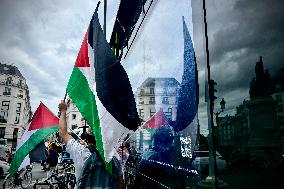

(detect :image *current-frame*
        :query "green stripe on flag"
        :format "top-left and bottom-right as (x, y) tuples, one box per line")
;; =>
(9, 126), (58, 176)
(66, 67), (112, 172)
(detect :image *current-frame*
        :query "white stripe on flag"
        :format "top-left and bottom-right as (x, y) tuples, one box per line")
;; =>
(18, 155), (30, 171)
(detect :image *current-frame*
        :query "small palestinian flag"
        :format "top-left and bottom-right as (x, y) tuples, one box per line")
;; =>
(9, 103), (59, 176)
(143, 109), (169, 129)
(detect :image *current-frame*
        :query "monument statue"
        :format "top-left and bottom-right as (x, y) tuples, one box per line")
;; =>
(249, 56), (273, 99)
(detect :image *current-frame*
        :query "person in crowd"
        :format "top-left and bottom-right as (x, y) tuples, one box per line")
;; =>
(6, 150), (13, 164)
(45, 143), (59, 179)
(58, 100), (124, 189)
(118, 137), (130, 172)
(129, 146), (137, 156)
(133, 125), (187, 189)
(41, 140), (49, 171)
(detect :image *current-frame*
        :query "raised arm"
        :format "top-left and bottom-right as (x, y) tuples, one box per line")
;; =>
(58, 101), (72, 144)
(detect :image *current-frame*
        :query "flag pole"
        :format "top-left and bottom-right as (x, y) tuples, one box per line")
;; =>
(62, 0), (101, 104)
(59, 1), (103, 144)
(123, 120), (144, 143)
(202, 0), (218, 188)
(104, 0), (107, 37)
(96, 1), (101, 14)
(63, 92), (67, 103)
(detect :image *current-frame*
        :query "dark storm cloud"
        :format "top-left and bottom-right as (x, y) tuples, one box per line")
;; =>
(209, 0), (284, 93)
(194, 0), (284, 96)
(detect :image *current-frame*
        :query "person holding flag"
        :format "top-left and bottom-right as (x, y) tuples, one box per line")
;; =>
(58, 101), (124, 189)
(58, 0), (140, 187)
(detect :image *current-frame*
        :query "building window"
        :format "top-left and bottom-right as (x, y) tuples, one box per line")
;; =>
(0, 101), (10, 123)
(3, 87), (11, 96)
(6, 77), (12, 85)
(276, 95), (282, 102)
(277, 105), (283, 112)
(139, 98), (144, 104)
(72, 114), (76, 120)
(176, 88), (180, 94)
(13, 128), (18, 141)
(14, 103), (21, 124)
(163, 88), (167, 95)
(150, 108), (156, 117)
(165, 108), (172, 120)
(162, 97), (169, 104)
(279, 116), (284, 125)
(150, 88), (154, 94)
(72, 124), (77, 130)
(18, 90), (23, 98)
(0, 127), (5, 138)
(139, 109), (144, 118)
(149, 97), (155, 104)
(140, 89), (144, 95)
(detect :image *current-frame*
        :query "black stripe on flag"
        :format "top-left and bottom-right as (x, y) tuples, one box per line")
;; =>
(29, 142), (47, 163)
(88, 11), (140, 131)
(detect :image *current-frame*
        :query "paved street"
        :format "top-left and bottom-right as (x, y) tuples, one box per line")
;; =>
(219, 168), (284, 189)
(0, 163), (48, 189)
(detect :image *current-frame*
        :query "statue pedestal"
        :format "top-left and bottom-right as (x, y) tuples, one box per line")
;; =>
(196, 176), (228, 189)
(247, 98), (282, 158)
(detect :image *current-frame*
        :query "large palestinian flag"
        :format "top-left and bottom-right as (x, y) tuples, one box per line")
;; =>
(66, 10), (140, 171)
(9, 103), (59, 176)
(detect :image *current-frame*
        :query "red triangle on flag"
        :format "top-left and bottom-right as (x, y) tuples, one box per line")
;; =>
(143, 109), (169, 129)
(28, 103), (59, 131)
(74, 32), (90, 68)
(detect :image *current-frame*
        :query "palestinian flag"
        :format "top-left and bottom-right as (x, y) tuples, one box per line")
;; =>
(66, 10), (140, 171)
(9, 103), (59, 176)
(143, 109), (169, 129)
(142, 109), (169, 142)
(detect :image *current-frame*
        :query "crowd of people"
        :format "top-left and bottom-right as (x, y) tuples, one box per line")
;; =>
(56, 101), (198, 188)
(1, 100), (197, 189)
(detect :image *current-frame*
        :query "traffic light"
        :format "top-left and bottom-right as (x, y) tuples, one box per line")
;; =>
(209, 80), (217, 102)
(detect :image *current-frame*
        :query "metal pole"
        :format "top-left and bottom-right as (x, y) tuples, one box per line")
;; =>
(83, 119), (87, 139)
(202, 0), (218, 188)
(104, 0), (107, 37)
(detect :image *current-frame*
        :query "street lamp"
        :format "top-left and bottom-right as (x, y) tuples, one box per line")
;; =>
(220, 98), (226, 112)
(215, 98), (226, 121)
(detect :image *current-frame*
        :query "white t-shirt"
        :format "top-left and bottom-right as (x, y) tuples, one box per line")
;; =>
(66, 139), (91, 184)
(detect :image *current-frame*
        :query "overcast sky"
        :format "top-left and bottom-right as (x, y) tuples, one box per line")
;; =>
(0, 0), (283, 135)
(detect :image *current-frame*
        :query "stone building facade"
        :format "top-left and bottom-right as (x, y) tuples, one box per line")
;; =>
(0, 63), (32, 151)
(66, 98), (87, 131)
(271, 68), (284, 135)
(136, 77), (180, 122)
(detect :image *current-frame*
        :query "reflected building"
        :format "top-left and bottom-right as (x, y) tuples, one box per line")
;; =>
(0, 63), (32, 151)
(135, 77), (180, 150)
(216, 101), (249, 158)
(271, 68), (284, 136)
